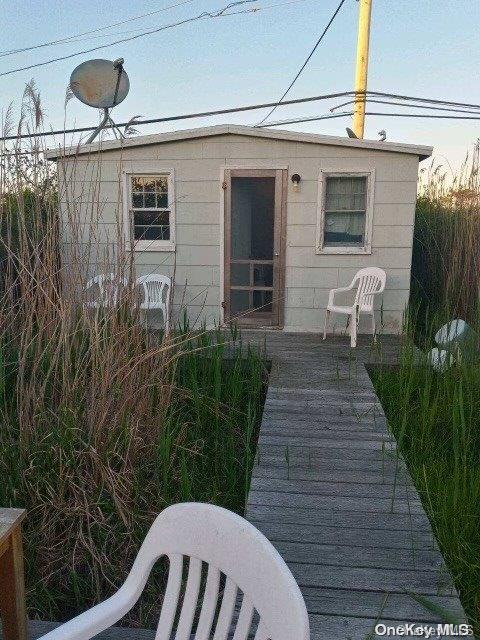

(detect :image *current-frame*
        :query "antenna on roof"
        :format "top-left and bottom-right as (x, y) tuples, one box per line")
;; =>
(70, 58), (130, 144)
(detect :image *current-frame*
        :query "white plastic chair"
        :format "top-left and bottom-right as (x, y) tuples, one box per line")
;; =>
(427, 347), (455, 372)
(37, 502), (310, 640)
(136, 274), (172, 333)
(84, 273), (126, 309)
(323, 267), (386, 348)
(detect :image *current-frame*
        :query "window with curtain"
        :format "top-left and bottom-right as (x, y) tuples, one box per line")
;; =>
(323, 176), (367, 247)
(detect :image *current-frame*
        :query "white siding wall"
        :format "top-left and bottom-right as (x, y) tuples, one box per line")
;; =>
(58, 134), (420, 333)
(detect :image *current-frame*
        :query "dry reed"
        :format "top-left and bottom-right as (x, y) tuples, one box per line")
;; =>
(0, 84), (266, 626)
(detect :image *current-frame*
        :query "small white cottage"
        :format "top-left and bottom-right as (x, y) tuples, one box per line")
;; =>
(47, 124), (432, 333)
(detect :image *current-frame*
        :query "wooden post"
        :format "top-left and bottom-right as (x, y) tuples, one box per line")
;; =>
(0, 509), (27, 640)
(352, 0), (373, 138)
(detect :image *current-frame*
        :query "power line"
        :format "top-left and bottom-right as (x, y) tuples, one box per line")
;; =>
(366, 111), (480, 120)
(261, 110), (480, 128)
(0, 90), (356, 141)
(257, 112), (354, 127)
(255, 0), (348, 126)
(0, 0), (197, 58)
(330, 98), (480, 115)
(2, 89), (480, 143)
(0, 0), (262, 78)
(366, 90), (480, 112)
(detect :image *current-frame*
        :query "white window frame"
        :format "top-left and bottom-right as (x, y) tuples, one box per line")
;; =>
(315, 169), (375, 255)
(122, 167), (176, 252)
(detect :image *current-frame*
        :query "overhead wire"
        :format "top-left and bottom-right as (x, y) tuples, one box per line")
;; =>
(1, 89), (480, 143)
(363, 90), (480, 112)
(0, 0), (265, 78)
(261, 111), (480, 128)
(255, 0), (348, 126)
(0, 0), (198, 58)
(0, 0), (310, 57)
(330, 99), (480, 115)
(0, 90), (357, 141)
(365, 112), (480, 120)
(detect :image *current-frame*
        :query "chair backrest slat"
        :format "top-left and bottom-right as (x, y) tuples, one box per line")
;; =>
(175, 556), (202, 640)
(352, 267), (386, 311)
(135, 274), (172, 332)
(213, 577), (238, 640)
(195, 565), (221, 640)
(85, 273), (126, 308)
(155, 553), (183, 640)
(232, 596), (255, 640)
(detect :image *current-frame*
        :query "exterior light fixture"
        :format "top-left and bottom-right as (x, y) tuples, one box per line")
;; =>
(291, 173), (301, 192)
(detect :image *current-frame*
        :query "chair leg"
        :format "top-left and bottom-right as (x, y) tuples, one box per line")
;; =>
(350, 311), (357, 348)
(371, 312), (376, 343)
(323, 310), (330, 340)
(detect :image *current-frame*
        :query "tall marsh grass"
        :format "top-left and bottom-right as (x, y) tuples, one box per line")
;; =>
(371, 331), (480, 632)
(373, 142), (480, 631)
(0, 86), (267, 626)
(412, 142), (480, 333)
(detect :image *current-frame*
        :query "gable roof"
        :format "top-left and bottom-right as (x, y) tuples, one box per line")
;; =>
(45, 123), (433, 160)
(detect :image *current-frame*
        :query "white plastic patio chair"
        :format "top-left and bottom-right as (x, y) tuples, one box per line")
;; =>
(37, 502), (310, 640)
(84, 273), (126, 309)
(323, 267), (386, 348)
(136, 274), (172, 333)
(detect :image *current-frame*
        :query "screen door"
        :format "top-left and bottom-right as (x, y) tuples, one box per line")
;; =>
(223, 169), (286, 327)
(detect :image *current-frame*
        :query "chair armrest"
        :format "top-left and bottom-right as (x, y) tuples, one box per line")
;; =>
(328, 285), (354, 307)
(36, 587), (134, 640)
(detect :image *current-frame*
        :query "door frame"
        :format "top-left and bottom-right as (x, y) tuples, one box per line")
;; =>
(220, 166), (288, 328)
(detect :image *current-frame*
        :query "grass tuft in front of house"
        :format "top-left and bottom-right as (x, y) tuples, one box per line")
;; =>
(370, 328), (480, 633)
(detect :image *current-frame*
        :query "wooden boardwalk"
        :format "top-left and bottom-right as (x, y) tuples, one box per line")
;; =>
(25, 332), (466, 639)
(244, 332), (465, 640)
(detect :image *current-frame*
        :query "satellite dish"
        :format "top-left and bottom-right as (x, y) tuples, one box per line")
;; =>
(70, 58), (130, 143)
(346, 127), (358, 139)
(70, 59), (129, 109)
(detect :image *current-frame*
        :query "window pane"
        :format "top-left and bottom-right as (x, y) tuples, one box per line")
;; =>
(253, 264), (273, 287)
(230, 290), (250, 315)
(231, 177), (275, 260)
(253, 290), (272, 313)
(131, 175), (169, 207)
(154, 177), (168, 193)
(132, 192), (144, 208)
(144, 192), (156, 208)
(324, 211), (365, 246)
(143, 178), (156, 192)
(156, 193), (168, 208)
(231, 263), (250, 286)
(134, 225), (170, 241)
(326, 176), (366, 211)
(134, 211), (169, 226)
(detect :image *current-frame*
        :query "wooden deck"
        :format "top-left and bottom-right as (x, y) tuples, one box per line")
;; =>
(243, 331), (465, 639)
(26, 332), (466, 639)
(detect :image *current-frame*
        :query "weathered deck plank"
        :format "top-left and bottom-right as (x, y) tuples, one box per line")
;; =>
(243, 332), (466, 639)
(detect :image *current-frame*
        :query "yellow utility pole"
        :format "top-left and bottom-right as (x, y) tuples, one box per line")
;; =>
(352, 0), (373, 138)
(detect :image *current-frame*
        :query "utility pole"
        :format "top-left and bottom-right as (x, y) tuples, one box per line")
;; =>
(352, 0), (373, 138)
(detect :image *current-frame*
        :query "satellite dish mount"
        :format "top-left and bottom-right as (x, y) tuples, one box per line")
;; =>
(70, 58), (130, 144)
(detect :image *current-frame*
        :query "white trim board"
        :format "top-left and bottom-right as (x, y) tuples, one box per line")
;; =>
(46, 124), (432, 161)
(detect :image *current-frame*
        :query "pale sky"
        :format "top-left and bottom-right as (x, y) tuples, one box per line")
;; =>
(1, 0), (479, 173)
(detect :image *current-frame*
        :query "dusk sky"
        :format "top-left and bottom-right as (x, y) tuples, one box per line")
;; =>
(1, 0), (479, 172)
